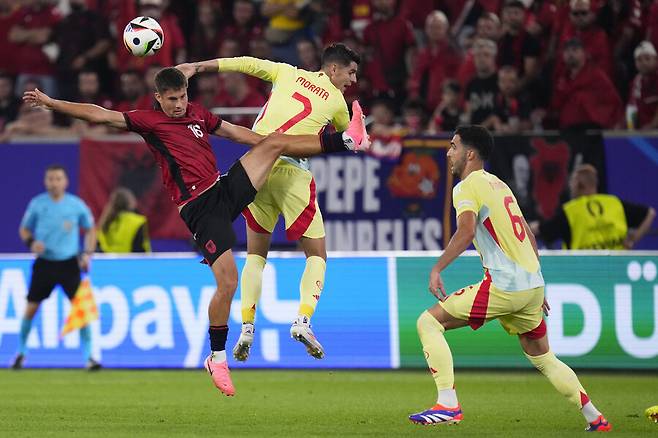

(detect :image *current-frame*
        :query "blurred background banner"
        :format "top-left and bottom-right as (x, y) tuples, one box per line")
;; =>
(488, 132), (607, 222)
(397, 254), (658, 370)
(0, 255), (393, 369)
(311, 136), (454, 251)
(0, 133), (655, 252)
(1, 253), (656, 370)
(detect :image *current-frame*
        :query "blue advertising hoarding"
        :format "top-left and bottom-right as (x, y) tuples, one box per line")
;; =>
(0, 255), (392, 369)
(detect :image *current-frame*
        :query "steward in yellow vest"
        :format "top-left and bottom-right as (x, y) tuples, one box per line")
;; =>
(533, 165), (655, 249)
(97, 188), (151, 253)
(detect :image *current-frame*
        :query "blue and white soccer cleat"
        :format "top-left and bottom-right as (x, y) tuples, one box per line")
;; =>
(409, 404), (464, 425)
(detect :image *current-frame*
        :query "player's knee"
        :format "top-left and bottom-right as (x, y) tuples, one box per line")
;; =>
(217, 269), (239, 294)
(416, 310), (444, 334)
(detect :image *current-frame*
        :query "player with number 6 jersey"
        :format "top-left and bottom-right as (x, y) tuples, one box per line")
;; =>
(408, 126), (610, 432)
(177, 43), (363, 362)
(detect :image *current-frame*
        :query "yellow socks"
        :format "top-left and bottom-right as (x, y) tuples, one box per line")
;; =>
(525, 350), (601, 422)
(240, 254), (266, 323)
(417, 311), (457, 406)
(298, 256), (326, 318)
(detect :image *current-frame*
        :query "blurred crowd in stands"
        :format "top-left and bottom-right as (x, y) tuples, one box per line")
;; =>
(1, 0), (658, 141)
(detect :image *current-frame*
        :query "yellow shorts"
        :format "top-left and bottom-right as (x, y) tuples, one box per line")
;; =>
(242, 159), (325, 240)
(439, 271), (546, 337)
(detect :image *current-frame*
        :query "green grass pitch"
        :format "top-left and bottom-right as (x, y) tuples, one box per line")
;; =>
(1, 369), (656, 437)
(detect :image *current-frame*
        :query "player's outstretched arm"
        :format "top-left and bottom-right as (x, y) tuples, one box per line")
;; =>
(23, 88), (127, 130)
(177, 57), (279, 83)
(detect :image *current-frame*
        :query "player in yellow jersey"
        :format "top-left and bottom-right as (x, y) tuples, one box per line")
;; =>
(408, 126), (611, 432)
(177, 44), (362, 361)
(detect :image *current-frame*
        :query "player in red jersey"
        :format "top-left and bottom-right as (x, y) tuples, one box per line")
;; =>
(23, 67), (368, 396)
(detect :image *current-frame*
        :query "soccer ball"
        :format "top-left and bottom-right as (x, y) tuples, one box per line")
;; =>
(123, 16), (164, 57)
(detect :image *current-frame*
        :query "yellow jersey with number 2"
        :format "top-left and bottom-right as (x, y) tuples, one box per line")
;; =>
(452, 169), (544, 291)
(217, 57), (349, 170)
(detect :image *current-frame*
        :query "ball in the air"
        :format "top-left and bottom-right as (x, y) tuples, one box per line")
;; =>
(123, 16), (164, 57)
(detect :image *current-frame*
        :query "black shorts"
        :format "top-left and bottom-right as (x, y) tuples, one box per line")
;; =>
(180, 161), (257, 265)
(27, 257), (81, 303)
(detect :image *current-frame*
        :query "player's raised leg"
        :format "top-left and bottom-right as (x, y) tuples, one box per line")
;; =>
(290, 236), (326, 359)
(233, 229), (271, 361)
(409, 304), (468, 426)
(267, 100), (370, 159)
(520, 333), (611, 432)
(205, 249), (239, 396)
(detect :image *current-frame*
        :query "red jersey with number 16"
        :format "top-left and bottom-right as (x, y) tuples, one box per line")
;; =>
(123, 103), (223, 206)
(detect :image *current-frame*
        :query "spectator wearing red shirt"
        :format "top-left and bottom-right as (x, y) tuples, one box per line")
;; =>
(9, 0), (61, 97)
(555, 0), (613, 80)
(427, 80), (463, 134)
(115, 0), (186, 73)
(362, 0), (416, 102)
(400, 99), (427, 136)
(70, 70), (114, 135)
(188, 0), (224, 62)
(194, 73), (221, 110)
(456, 12), (500, 89)
(216, 72), (266, 128)
(54, 0), (112, 101)
(77, 70), (113, 108)
(407, 11), (462, 111)
(224, 0), (264, 56)
(0, 0), (21, 76)
(113, 70), (151, 113)
(490, 66), (535, 133)
(627, 41), (658, 130)
(498, 1), (541, 90)
(550, 38), (622, 130)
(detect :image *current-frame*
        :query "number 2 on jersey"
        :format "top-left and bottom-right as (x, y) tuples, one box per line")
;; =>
(504, 196), (526, 242)
(277, 92), (312, 132)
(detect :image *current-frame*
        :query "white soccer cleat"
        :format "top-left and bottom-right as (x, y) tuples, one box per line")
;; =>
(290, 316), (324, 359)
(232, 323), (254, 362)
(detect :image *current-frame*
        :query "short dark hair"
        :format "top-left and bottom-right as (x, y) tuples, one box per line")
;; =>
(155, 67), (188, 94)
(504, 0), (526, 9)
(46, 164), (67, 175)
(443, 79), (461, 95)
(454, 125), (494, 161)
(321, 43), (361, 67)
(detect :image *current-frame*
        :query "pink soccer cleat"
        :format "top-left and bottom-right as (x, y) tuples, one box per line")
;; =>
(585, 415), (611, 432)
(345, 100), (370, 152)
(204, 355), (235, 396)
